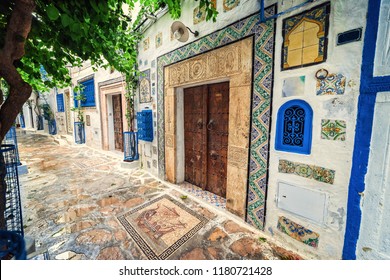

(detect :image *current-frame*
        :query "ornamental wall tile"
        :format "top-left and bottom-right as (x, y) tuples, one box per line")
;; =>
(193, 6), (206, 24)
(316, 73), (346, 95)
(143, 38), (149, 51)
(277, 216), (319, 248)
(321, 119), (346, 141)
(155, 32), (163, 49)
(282, 76), (305, 97)
(282, 2), (330, 70)
(278, 159), (335, 184)
(223, 0), (240, 12)
(139, 69), (151, 103)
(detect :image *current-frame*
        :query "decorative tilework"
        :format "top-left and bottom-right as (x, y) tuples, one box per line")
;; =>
(316, 73), (346, 95)
(139, 69), (151, 103)
(180, 182), (226, 209)
(143, 38), (149, 51)
(155, 32), (162, 49)
(278, 159), (335, 184)
(223, 0), (240, 12)
(282, 76), (305, 97)
(282, 2), (330, 70)
(321, 119), (346, 141)
(193, 6), (206, 24)
(157, 7), (276, 230)
(277, 216), (319, 248)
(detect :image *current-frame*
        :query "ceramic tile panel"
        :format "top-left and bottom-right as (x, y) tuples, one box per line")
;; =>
(180, 182), (226, 209)
(193, 5), (206, 24)
(277, 216), (319, 248)
(278, 159), (335, 184)
(223, 0), (240, 12)
(321, 119), (346, 141)
(282, 76), (305, 97)
(282, 2), (330, 70)
(157, 6), (276, 230)
(139, 69), (151, 103)
(316, 73), (346, 95)
(143, 38), (149, 51)
(155, 32), (162, 49)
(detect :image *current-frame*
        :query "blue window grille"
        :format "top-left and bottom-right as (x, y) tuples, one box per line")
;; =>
(74, 122), (85, 144)
(275, 99), (313, 154)
(123, 131), (139, 161)
(137, 110), (153, 142)
(74, 78), (96, 107)
(56, 93), (65, 112)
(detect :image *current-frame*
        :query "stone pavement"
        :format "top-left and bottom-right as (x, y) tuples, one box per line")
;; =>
(17, 130), (303, 260)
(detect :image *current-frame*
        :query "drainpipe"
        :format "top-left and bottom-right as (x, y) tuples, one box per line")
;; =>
(259, 0), (317, 23)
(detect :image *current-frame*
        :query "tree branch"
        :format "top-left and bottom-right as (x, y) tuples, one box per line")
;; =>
(0, 0), (35, 141)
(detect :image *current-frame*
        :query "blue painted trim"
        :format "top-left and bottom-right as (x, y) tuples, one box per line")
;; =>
(259, 0), (315, 23)
(342, 0), (385, 260)
(275, 99), (313, 155)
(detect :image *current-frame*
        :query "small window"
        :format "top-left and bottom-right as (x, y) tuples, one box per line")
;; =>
(275, 100), (313, 154)
(74, 78), (96, 107)
(56, 93), (65, 112)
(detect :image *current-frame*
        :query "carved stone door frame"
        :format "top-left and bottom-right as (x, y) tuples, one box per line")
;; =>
(164, 38), (253, 218)
(99, 81), (127, 151)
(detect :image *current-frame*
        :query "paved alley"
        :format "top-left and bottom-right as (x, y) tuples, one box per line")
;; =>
(18, 131), (302, 260)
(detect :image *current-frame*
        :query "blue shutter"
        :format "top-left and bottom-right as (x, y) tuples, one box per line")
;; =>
(56, 93), (65, 112)
(80, 78), (96, 107)
(137, 110), (153, 142)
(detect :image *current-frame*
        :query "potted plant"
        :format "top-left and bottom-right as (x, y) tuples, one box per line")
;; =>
(123, 74), (139, 161)
(71, 87), (86, 144)
(39, 102), (56, 135)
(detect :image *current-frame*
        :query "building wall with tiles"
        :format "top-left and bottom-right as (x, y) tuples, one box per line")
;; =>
(266, 0), (368, 259)
(136, 0), (368, 259)
(136, 0), (263, 176)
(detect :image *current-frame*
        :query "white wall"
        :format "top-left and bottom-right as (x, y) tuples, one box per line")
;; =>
(266, 0), (368, 259)
(69, 61), (124, 149)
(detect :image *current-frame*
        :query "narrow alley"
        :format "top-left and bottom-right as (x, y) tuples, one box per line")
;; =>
(18, 131), (302, 260)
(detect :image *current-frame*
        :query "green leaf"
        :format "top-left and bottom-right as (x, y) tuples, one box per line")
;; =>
(47, 5), (60, 21)
(61, 14), (72, 27)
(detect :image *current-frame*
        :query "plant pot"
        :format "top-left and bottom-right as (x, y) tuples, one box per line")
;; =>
(48, 119), (57, 135)
(123, 131), (139, 161)
(74, 122), (85, 144)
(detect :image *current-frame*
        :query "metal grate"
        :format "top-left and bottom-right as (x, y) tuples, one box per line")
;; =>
(4, 127), (20, 166)
(1, 144), (24, 236)
(124, 131), (139, 161)
(74, 122), (85, 144)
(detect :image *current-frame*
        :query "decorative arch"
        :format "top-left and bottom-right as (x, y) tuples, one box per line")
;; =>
(281, 2), (330, 70)
(275, 99), (313, 155)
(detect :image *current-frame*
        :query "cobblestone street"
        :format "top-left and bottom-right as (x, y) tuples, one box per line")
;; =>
(18, 130), (302, 260)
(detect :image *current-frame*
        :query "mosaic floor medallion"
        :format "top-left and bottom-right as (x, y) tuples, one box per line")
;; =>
(117, 194), (208, 259)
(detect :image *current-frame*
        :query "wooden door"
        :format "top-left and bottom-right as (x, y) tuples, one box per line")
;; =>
(184, 82), (229, 198)
(206, 82), (229, 197)
(184, 85), (208, 189)
(112, 94), (123, 151)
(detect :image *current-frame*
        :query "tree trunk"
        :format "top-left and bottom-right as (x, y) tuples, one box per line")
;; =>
(0, 0), (35, 230)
